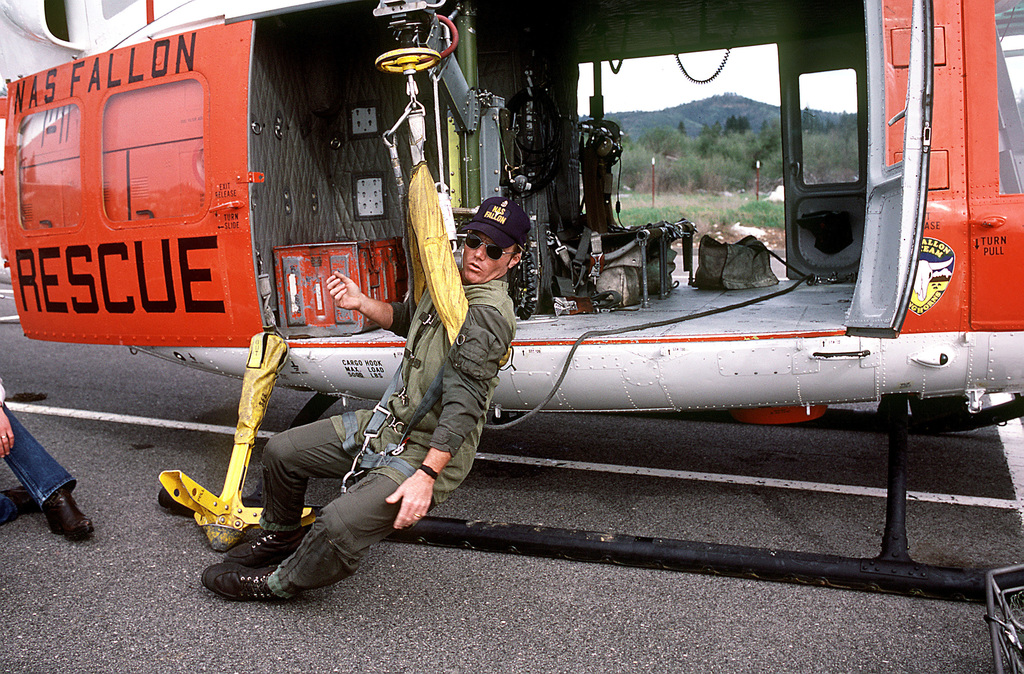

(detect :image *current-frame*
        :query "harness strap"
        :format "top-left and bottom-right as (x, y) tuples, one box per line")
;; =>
(357, 449), (417, 479)
(341, 342), (454, 491)
(403, 349), (422, 368)
(360, 365), (405, 444)
(396, 361), (447, 448)
(339, 411), (361, 455)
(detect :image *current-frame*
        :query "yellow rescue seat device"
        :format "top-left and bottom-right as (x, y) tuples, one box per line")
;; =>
(159, 331), (314, 551)
(408, 161), (469, 343)
(407, 162), (512, 368)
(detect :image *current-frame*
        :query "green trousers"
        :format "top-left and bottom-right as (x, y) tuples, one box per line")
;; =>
(259, 419), (406, 597)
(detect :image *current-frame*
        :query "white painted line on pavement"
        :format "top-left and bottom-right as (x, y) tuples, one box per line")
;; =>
(8, 401), (1017, 510)
(997, 417), (1024, 526)
(5, 401), (274, 439)
(474, 452), (1020, 509)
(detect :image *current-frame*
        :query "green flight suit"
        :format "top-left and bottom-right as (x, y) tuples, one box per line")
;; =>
(264, 278), (515, 596)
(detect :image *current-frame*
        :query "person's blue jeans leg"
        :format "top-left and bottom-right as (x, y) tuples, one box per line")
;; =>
(1, 408), (74, 524)
(0, 493), (17, 524)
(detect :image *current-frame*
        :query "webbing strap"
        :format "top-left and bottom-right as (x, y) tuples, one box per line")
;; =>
(357, 449), (416, 479)
(361, 366), (404, 443)
(353, 365), (445, 481)
(339, 411), (362, 456)
(396, 362), (447, 446)
(573, 229), (593, 290)
(343, 342), (454, 491)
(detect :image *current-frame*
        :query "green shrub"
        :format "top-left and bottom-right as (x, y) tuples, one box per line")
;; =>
(724, 200), (785, 229)
(613, 193), (785, 231)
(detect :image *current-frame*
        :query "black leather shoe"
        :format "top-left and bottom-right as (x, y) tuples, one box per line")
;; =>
(2, 486), (40, 515)
(202, 562), (282, 601)
(224, 526), (308, 567)
(43, 488), (93, 541)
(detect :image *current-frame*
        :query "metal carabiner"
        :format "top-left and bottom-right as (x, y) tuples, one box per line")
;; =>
(340, 450), (364, 493)
(383, 127), (406, 197)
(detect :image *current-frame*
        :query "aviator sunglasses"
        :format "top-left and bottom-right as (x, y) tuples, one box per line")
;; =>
(464, 232), (514, 260)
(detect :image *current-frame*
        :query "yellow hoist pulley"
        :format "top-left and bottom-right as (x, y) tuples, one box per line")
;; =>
(375, 47), (441, 74)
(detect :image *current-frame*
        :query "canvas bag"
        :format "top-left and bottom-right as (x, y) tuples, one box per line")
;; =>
(694, 234), (779, 290)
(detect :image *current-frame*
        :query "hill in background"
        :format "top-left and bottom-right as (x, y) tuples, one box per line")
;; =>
(605, 93), (849, 139)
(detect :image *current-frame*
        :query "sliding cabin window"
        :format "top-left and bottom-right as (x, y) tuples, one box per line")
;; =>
(102, 0), (134, 20)
(997, 1), (1024, 193)
(17, 104), (82, 230)
(102, 79), (206, 223)
(798, 69), (859, 185)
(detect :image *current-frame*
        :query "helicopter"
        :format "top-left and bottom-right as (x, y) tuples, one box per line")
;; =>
(1, 0), (1021, 598)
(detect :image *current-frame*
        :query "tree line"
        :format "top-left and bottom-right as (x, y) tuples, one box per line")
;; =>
(612, 112), (858, 194)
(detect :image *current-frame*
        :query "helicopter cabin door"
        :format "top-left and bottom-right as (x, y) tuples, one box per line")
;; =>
(4, 21), (262, 347)
(963, 1), (1024, 331)
(845, 0), (933, 337)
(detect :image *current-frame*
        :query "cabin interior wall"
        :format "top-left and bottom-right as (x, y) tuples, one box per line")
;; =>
(474, 6), (581, 312)
(474, 6), (581, 225)
(249, 12), (428, 317)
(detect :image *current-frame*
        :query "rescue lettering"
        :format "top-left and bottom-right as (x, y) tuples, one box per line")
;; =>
(14, 33), (197, 113)
(14, 235), (225, 315)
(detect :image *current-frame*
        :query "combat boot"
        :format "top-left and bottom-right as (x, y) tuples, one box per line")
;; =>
(202, 563), (282, 601)
(224, 525), (308, 567)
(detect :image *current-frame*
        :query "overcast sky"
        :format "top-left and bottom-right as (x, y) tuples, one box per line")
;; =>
(578, 44), (857, 116)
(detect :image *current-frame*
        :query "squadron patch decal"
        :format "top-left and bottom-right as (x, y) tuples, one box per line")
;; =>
(909, 237), (955, 315)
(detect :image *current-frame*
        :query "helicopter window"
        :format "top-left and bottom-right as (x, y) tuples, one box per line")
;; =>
(17, 104), (82, 231)
(101, 0), (134, 20)
(43, 0), (69, 42)
(798, 69), (859, 185)
(997, 1), (1024, 194)
(102, 79), (205, 224)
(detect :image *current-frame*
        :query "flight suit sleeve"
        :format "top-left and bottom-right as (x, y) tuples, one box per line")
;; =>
(430, 304), (513, 455)
(388, 300), (414, 338)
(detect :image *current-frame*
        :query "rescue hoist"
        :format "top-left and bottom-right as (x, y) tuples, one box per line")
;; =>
(374, 1), (468, 336)
(338, 3), (471, 493)
(160, 1), (474, 550)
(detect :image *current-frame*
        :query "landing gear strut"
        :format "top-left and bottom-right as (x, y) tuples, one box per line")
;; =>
(393, 394), (989, 600)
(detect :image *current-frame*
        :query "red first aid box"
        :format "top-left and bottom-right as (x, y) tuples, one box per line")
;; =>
(274, 238), (408, 335)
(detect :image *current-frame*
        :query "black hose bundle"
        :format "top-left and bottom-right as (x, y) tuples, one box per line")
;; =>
(506, 85), (563, 194)
(510, 241), (538, 320)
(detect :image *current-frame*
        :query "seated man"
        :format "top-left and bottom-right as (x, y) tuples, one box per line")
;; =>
(0, 376), (93, 541)
(202, 196), (529, 600)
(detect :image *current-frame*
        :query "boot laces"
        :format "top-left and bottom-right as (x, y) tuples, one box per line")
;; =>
(238, 570), (276, 599)
(254, 529), (296, 549)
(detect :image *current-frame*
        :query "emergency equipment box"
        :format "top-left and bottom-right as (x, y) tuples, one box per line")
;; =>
(273, 238), (408, 336)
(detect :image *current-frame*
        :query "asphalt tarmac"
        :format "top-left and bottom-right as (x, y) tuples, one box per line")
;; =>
(1, 280), (1022, 673)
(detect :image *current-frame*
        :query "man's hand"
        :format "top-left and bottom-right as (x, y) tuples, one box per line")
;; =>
(326, 271), (365, 312)
(386, 470), (435, 529)
(327, 271), (394, 329)
(0, 407), (14, 458)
